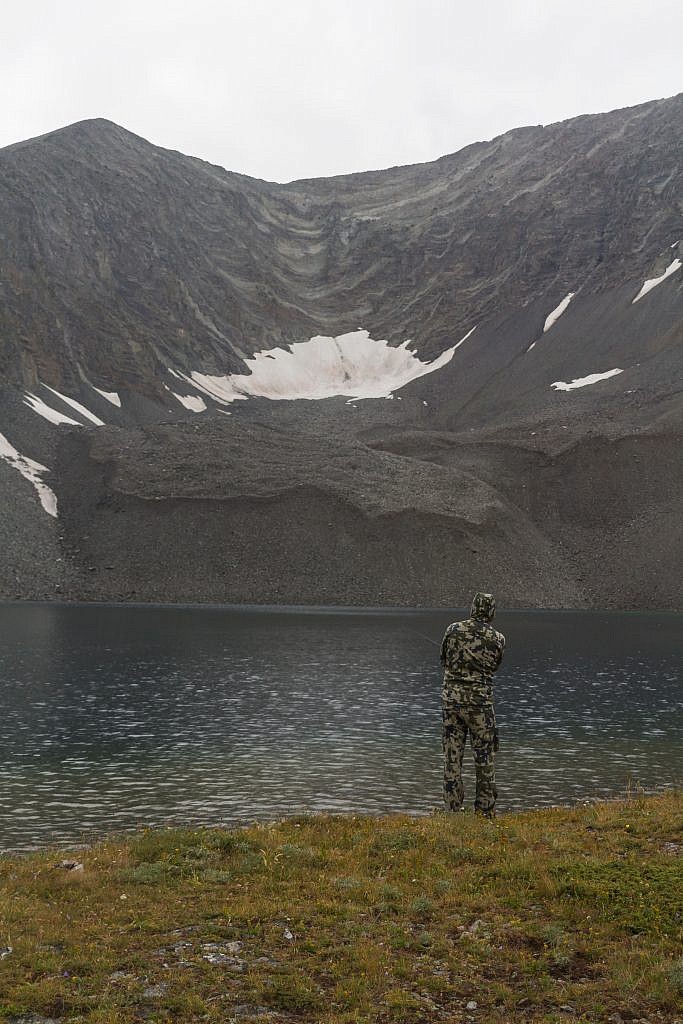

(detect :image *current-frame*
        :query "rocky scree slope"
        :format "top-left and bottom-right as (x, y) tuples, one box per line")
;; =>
(0, 95), (681, 607)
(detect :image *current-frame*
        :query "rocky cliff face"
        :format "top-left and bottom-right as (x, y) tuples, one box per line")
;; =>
(0, 96), (681, 608)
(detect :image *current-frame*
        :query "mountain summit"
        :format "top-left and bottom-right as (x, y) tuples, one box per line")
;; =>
(0, 96), (681, 608)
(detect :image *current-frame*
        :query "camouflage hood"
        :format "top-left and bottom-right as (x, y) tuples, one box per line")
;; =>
(470, 592), (496, 622)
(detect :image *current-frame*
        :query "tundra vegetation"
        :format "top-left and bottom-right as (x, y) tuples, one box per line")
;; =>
(0, 793), (681, 1023)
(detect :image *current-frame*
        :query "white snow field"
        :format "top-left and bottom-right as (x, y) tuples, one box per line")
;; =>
(92, 387), (122, 407)
(632, 258), (682, 303)
(543, 292), (575, 333)
(9, 330), (462, 515)
(42, 385), (105, 426)
(453, 325), (477, 350)
(23, 393), (81, 426)
(551, 368), (623, 391)
(0, 431), (58, 516)
(171, 392), (207, 412)
(173, 330), (460, 405)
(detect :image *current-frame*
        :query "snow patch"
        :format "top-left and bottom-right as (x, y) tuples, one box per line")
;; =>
(632, 258), (682, 303)
(543, 292), (575, 333)
(551, 368), (623, 391)
(171, 392), (207, 412)
(24, 393), (81, 426)
(174, 330), (459, 405)
(92, 387), (121, 407)
(43, 385), (105, 426)
(0, 431), (58, 516)
(453, 325), (477, 350)
(176, 372), (245, 406)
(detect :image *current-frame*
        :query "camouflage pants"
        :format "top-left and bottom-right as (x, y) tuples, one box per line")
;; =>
(442, 704), (498, 813)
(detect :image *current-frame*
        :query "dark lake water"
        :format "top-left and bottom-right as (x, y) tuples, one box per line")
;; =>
(0, 602), (680, 851)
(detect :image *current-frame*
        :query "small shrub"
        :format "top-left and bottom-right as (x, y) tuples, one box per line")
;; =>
(200, 868), (232, 883)
(127, 829), (173, 864)
(667, 958), (683, 994)
(379, 883), (402, 902)
(235, 851), (266, 876)
(539, 923), (574, 967)
(124, 861), (178, 884)
(388, 925), (412, 950)
(383, 987), (425, 1021)
(371, 829), (418, 854)
(332, 875), (365, 891)
(210, 831), (258, 856)
(434, 837), (474, 864)
(261, 975), (323, 1013)
(410, 895), (436, 918)
(539, 923), (565, 945)
(277, 843), (324, 866)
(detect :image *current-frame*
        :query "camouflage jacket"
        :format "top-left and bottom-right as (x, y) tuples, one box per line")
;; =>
(440, 617), (505, 706)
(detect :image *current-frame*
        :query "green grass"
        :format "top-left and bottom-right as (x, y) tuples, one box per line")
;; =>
(0, 792), (681, 1022)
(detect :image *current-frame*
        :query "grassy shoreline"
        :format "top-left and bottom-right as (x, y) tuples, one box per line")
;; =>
(1, 793), (681, 1023)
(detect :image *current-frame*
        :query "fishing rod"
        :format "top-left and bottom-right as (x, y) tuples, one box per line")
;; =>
(411, 630), (440, 649)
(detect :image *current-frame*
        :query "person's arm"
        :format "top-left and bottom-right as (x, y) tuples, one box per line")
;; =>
(493, 633), (505, 671)
(440, 629), (449, 668)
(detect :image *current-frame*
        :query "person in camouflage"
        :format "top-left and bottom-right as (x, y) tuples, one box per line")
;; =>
(440, 592), (505, 816)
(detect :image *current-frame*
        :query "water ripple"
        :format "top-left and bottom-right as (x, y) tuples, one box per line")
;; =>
(0, 604), (680, 850)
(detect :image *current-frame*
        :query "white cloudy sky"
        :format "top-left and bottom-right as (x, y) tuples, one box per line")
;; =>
(3, 0), (681, 182)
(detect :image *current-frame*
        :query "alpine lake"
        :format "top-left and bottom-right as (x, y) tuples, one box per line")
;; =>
(0, 602), (680, 851)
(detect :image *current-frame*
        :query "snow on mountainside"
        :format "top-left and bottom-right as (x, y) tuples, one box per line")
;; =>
(0, 431), (57, 516)
(0, 95), (681, 608)
(171, 330), (465, 405)
(632, 255), (682, 303)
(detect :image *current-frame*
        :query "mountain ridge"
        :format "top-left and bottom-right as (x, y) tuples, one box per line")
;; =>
(1, 93), (681, 392)
(0, 95), (681, 608)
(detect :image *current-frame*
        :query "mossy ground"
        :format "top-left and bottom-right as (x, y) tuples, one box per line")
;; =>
(0, 793), (681, 1023)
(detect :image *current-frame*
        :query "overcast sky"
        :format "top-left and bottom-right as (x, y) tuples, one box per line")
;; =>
(3, 0), (681, 182)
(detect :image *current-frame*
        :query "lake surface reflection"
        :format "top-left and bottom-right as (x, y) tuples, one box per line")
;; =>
(0, 603), (680, 850)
